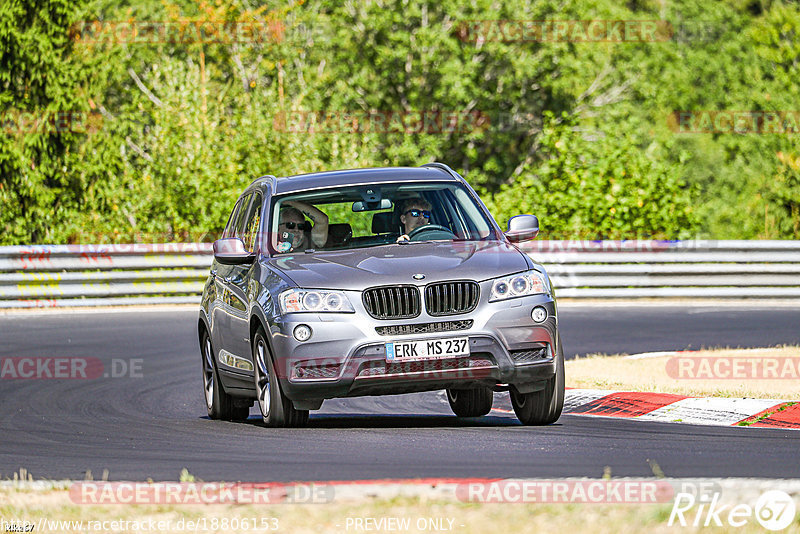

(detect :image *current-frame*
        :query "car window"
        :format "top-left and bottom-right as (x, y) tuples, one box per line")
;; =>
(242, 193), (263, 253)
(222, 198), (243, 239)
(452, 187), (492, 239)
(231, 193), (253, 240)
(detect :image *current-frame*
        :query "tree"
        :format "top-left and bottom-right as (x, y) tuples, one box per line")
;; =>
(0, 0), (87, 244)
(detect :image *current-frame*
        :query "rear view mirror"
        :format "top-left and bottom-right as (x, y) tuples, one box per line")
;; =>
(505, 214), (539, 242)
(352, 198), (393, 212)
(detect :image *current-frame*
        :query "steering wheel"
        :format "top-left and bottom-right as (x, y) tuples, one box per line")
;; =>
(407, 224), (456, 241)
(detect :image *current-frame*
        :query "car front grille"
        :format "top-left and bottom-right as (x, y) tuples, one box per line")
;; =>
(424, 281), (480, 316)
(363, 285), (421, 320)
(375, 320), (473, 336)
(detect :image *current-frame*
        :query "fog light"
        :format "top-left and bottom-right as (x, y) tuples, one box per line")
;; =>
(531, 306), (547, 323)
(293, 324), (312, 342)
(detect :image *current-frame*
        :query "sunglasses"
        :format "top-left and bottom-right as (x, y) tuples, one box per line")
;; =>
(280, 221), (311, 231)
(404, 209), (431, 218)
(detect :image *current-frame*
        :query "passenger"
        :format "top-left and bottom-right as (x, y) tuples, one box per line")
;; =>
(277, 200), (329, 252)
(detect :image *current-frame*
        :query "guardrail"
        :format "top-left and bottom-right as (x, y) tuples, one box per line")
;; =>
(519, 240), (800, 299)
(1, 241), (799, 307)
(0, 244), (211, 308)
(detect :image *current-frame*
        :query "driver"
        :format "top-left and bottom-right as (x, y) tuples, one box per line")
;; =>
(396, 198), (432, 243)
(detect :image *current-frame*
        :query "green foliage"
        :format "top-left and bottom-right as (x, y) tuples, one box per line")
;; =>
(485, 113), (696, 239)
(770, 151), (800, 238)
(0, 0), (87, 243)
(1, 0), (799, 244)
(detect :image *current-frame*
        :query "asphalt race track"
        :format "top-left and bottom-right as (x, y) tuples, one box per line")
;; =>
(1, 305), (799, 482)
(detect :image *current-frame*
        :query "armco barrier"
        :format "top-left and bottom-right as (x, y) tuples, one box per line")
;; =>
(1, 241), (799, 308)
(0, 244), (211, 308)
(518, 239), (800, 299)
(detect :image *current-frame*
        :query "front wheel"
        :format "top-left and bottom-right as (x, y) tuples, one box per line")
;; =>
(510, 337), (565, 425)
(200, 328), (249, 421)
(253, 328), (309, 428)
(447, 387), (493, 417)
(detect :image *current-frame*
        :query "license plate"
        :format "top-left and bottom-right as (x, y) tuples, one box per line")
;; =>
(385, 337), (470, 362)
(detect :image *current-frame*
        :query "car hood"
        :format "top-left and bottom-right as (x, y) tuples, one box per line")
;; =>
(266, 241), (530, 290)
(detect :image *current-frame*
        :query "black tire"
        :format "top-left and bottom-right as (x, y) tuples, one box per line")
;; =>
(446, 387), (493, 417)
(200, 328), (249, 421)
(253, 328), (309, 428)
(510, 336), (565, 425)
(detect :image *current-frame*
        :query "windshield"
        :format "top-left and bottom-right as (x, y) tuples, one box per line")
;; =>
(269, 182), (496, 253)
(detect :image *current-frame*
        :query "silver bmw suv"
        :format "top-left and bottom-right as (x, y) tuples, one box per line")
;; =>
(198, 163), (564, 427)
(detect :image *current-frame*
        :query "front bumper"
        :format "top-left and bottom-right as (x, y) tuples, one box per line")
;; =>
(268, 289), (560, 401)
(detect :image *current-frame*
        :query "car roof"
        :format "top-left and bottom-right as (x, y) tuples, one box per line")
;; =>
(252, 165), (460, 195)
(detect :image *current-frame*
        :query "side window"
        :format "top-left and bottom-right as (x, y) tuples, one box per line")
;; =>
(242, 193), (263, 253)
(452, 187), (492, 239)
(231, 193), (253, 240)
(222, 199), (243, 239)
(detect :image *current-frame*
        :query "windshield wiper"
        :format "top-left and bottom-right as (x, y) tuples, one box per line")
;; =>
(397, 239), (448, 245)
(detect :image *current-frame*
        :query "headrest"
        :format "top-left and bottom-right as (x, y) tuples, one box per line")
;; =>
(371, 212), (395, 234)
(327, 223), (352, 243)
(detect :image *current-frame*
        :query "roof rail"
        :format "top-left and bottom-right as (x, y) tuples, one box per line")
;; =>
(420, 162), (459, 178)
(250, 174), (277, 185)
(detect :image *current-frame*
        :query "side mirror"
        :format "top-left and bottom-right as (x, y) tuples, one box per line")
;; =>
(505, 214), (539, 243)
(213, 238), (256, 265)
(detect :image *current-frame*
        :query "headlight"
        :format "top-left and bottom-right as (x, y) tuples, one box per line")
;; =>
(279, 289), (355, 313)
(489, 271), (549, 302)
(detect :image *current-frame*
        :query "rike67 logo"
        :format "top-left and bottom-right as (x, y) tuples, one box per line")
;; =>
(669, 489), (796, 531)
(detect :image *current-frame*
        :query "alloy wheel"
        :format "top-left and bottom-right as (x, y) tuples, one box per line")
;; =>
(256, 339), (271, 417)
(203, 336), (214, 410)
